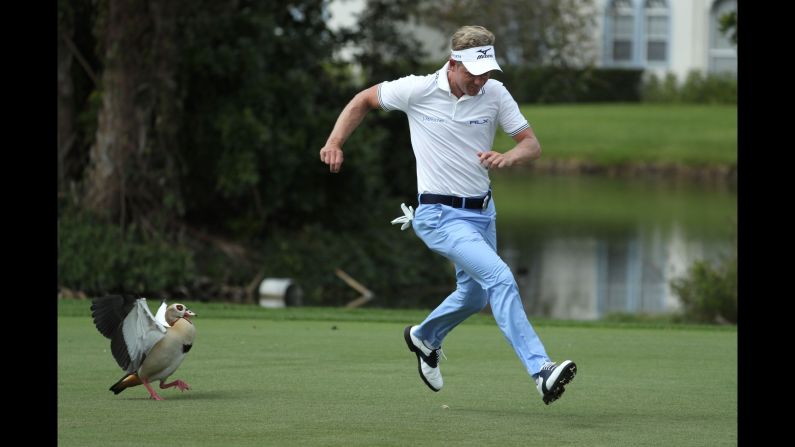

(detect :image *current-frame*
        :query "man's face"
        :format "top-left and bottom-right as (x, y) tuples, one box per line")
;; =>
(450, 61), (491, 97)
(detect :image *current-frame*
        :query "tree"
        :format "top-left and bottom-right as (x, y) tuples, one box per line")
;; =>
(58, 0), (455, 299)
(415, 0), (598, 68)
(337, 0), (431, 198)
(344, 0), (428, 82)
(671, 255), (737, 324)
(719, 10), (737, 46)
(81, 0), (184, 230)
(72, 0), (367, 233)
(58, 0), (101, 199)
(174, 1), (383, 236)
(58, 0), (75, 192)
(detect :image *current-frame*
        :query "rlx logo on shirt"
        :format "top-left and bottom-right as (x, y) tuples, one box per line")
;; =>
(469, 119), (489, 125)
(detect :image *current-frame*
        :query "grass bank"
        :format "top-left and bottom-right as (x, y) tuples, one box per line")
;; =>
(493, 103), (737, 170)
(58, 302), (736, 446)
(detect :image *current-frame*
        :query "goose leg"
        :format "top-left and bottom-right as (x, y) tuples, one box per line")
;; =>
(141, 378), (164, 400)
(160, 379), (191, 392)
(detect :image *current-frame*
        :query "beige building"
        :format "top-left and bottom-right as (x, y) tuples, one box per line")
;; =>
(596, 0), (737, 79)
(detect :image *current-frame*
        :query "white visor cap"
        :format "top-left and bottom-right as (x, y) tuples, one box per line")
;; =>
(450, 45), (502, 75)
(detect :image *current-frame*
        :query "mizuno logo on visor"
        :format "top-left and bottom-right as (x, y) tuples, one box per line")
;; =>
(451, 45), (496, 61)
(476, 48), (492, 59)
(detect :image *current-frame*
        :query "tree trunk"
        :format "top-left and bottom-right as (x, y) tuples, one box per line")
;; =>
(57, 5), (75, 193)
(83, 0), (181, 223)
(83, 0), (147, 218)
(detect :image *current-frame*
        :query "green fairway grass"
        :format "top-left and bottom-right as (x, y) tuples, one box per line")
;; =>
(493, 103), (737, 167)
(58, 301), (736, 446)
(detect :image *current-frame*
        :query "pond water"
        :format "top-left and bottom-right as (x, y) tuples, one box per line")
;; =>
(489, 172), (736, 320)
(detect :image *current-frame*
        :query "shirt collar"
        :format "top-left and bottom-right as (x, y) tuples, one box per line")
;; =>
(436, 62), (451, 92)
(435, 62), (485, 97)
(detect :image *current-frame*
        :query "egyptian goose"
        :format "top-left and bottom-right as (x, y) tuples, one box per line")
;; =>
(90, 294), (197, 400)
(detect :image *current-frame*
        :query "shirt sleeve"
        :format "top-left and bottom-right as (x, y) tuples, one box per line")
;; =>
(377, 75), (420, 112)
(496, 84), (530, 137)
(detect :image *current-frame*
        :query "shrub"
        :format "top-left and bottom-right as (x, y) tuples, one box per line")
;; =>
(642, 70), (736, 104)
(57, 209), (196, 295)
(493, 66), (645, 104)
(698, 72), (737, 104)
(419, 62), (645, 104)
(255, 220), (452, 308)
(671, 255), (737, 324)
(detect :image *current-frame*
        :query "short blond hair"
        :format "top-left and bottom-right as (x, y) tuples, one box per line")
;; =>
(451, 25), (495, 51)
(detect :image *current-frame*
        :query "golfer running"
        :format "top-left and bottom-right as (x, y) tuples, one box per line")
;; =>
(319, 25), (577, 405)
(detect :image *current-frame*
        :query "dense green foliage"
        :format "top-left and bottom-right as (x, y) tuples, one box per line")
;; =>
(251, 223), (453, 307)
(489, 66), (738, 106)
(492, 66), (645, 104)
(58, 202), (454, 306)
(57, 0), (447, 300)
(642, 70), (737, 104)
(719, 10), (738, 46)
(57, 209), (196, 294)
(175, 2), (373, 234)
(671, 254), (737, 324)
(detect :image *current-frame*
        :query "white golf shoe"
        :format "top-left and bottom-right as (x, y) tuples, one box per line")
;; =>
(403, 325), (444, 392)
(535, 360), (577, 405)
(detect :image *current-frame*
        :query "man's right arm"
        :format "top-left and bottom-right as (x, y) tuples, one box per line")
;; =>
(319, 84), (381, 173)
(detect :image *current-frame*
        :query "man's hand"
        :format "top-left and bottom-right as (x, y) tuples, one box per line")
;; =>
(320, 144), (344, 173)
(477, 130), (541, 169)
(477, 150), (515, 169)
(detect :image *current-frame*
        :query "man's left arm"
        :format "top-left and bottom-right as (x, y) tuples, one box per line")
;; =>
(477, 128), (541, 169)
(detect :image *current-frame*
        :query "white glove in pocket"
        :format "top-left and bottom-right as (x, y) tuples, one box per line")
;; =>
(390, 202), (414, 230)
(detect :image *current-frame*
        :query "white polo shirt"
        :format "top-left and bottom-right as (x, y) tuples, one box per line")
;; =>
(377, 62), (530, 197)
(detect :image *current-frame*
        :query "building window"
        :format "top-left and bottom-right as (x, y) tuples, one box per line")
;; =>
(644, 0), (668, 63)
(709, 0), (737, 74)
(609, 0), (635, 63)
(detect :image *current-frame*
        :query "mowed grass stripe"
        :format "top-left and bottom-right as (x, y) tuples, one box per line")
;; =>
(59, 315), (736, 446)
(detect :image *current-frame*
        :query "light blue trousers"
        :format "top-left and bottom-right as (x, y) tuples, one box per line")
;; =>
(411, 198), (550, 377)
